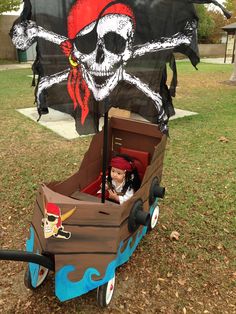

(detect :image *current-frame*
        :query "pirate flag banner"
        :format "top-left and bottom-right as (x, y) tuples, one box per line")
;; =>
(10, 0), (230, 135)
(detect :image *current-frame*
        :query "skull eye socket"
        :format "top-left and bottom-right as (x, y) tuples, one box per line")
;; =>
(47, 215), (58, 222)
(103, 32), (126, 54)
(74, 29), (98, 54)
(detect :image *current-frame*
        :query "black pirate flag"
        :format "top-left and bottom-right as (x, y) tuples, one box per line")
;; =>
(10, 0), (230, 135)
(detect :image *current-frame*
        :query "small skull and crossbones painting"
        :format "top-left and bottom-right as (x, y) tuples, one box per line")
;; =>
(41, 203), (75, 240)
(11, 0), (193, 133)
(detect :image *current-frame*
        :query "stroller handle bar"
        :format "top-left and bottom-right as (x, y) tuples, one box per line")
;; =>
(0, 250), (54, 271)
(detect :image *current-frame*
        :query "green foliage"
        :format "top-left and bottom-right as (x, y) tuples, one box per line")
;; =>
(0, 0), (21, 14)
(208, 10), (228, 43)
(224, 0), (234, 11)
(195, 4), (215, 43)
(224, 0), (236, 21)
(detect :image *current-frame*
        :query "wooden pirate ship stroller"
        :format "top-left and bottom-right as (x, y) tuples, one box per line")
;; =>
(0, 115), (166, 306)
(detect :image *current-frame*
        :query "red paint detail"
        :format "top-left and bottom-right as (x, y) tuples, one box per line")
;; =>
(46, 203), (60, 217)
(110, 284), (114, 291)
(81, 174), (102, 195)
(45, 203), (62, 229)
(60, 40), (73, 57)
(67, 66), (90, 124)
(67, 0), (135, 39)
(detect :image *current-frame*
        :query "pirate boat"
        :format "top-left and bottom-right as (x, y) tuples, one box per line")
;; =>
(0, 115), (166, 306)
(23, 115), (166, 305)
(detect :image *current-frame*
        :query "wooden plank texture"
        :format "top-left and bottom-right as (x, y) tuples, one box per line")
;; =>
(45, 226), (120, 254)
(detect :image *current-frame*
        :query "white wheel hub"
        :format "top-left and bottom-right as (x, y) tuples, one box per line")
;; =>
(105, 276), (115, 305)
(35, 266), (49, 287)
(150, 205), (159, 229)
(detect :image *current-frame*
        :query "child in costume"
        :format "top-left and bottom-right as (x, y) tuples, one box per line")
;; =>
(100, 154), (141, 204)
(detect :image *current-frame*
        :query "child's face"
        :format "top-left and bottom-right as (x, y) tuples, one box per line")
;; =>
(110, 167), (126, 184)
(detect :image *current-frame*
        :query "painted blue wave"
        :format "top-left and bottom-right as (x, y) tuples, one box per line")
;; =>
(55, 198), (159, 302)
(26, 226), (40, 288)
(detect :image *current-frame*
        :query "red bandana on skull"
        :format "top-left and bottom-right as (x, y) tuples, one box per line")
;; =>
(60, 0), (135, 125)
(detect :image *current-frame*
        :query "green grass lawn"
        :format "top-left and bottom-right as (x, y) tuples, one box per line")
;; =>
(0, 62), (235, 313)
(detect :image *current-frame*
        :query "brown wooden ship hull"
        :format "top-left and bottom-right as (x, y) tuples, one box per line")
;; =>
(27, 117), (167, 301)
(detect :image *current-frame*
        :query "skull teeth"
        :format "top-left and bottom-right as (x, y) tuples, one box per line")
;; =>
(90, 70), (114, 76)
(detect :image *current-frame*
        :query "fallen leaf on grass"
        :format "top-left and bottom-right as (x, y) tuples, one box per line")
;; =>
(170, 231), (180, 241)
(25, 301), (31, 308)
(156, 283), (161, 292)
(218, 136), (229, 143)
(197, 302), (204, 306)
(162, 224), (167, 230)
(178, 278), (186, 286)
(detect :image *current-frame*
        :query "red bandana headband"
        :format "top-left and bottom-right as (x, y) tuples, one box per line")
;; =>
(68, 0), (135, 39)
(45, 203), (62, 228)
(110, 156), (133, 172)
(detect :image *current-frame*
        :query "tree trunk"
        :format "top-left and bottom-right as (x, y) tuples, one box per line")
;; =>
(230, 47), (236, 82)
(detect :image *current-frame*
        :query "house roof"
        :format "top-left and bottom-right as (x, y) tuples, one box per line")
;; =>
(222, 22), (236, 31)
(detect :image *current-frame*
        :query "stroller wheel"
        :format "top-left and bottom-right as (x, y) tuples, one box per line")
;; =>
(24, 265), (49, 290)
(97, 275), (116, 307)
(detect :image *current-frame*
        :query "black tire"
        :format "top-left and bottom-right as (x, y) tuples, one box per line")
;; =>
(97, 275), (115, 307)
(24, 265), (49, 290)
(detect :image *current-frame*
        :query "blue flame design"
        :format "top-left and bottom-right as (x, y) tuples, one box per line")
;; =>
(55, 198), (159, 302)
(26, 226), (40, 288)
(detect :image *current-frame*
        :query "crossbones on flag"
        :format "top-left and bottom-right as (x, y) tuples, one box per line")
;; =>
(10, 0), (230, 135)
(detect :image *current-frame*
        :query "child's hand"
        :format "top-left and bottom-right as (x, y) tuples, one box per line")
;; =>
(108, 189), (119, 203)
(99, 182), (108, 190)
